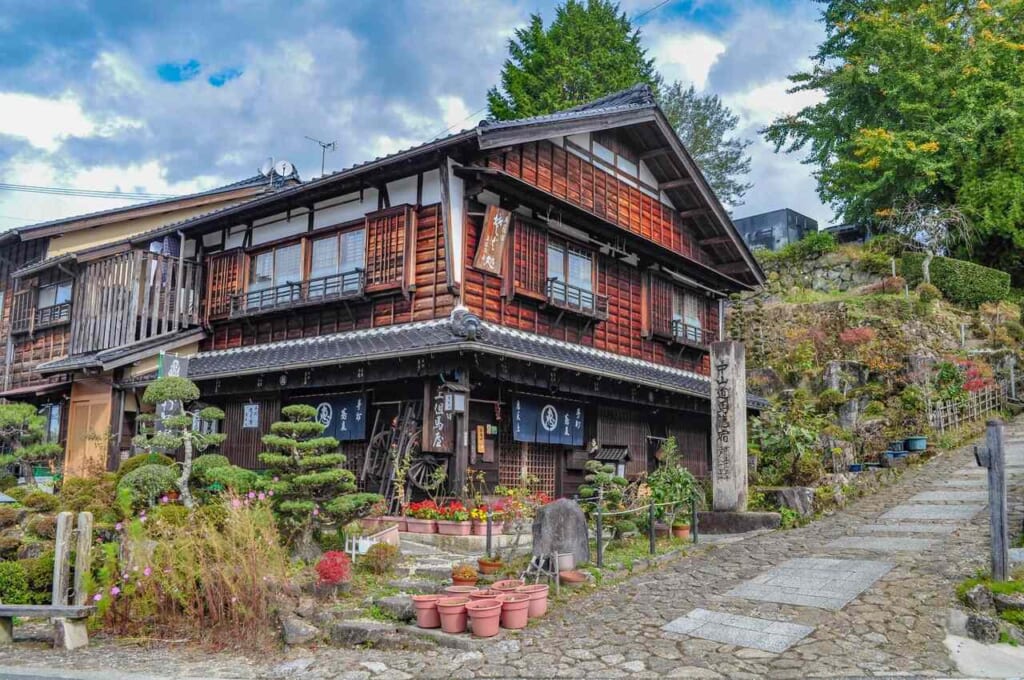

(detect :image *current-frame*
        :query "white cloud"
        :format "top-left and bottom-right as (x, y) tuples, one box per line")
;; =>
(724, 78), (825, 129)
(648, 32), (726, 90)
(0, 92), (96, 151)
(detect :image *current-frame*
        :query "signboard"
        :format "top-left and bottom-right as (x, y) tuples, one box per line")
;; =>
(242, 403), (260, 429)
(157, 352), (189, 378)
(423, 381), (455, 453)
(512, 396), (584, 446)
(292, 393), (367, 441)
(472, 205), (512, 275)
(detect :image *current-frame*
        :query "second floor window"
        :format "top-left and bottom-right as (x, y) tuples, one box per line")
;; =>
(547, 241), (594, 308)
(671, 290), (705, 343)
(250, 243), (301, 293)
(311, 228), (365, 296)
(38, 280), (72, 309)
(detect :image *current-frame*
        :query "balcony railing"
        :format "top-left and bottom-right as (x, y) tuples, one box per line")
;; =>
(9, 299), (71, 335)
(230, 270), (365, 318)
(671, 319), (716, 349)
(545, 278), (609, 320)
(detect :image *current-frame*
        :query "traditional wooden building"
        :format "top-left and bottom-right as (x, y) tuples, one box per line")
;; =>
(0, 172), (295, 475)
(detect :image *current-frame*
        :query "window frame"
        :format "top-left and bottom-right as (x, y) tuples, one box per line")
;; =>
(36, 279), (73, 310)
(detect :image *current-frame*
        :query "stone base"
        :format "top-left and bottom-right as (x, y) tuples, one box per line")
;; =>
(53, 618), (89, 650)
(697, 511), (780, 534)
(399, 531), (528, 555)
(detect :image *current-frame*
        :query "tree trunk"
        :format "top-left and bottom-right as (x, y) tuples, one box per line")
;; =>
(178, 435), (195, 508)
(922, 251), (934, 285)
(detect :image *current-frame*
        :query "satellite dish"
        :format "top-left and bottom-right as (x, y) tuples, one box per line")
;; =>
(258, 158), (274, 177)
(275, 160), (294, 177)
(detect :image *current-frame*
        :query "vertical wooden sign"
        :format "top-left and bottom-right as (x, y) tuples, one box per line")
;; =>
(423, 381), (455, 453)
(473, 205), (512, 275)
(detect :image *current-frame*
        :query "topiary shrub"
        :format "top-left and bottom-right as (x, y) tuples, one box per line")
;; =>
(902, 253), (1010, 307)
(916, 282), (942, 304)
(205, 465), (258, 494)
(117, 464), (179, 509)
(27, 513), (56, 539)
(150, 504), (191, 528)
(191, 454), (231, 486)
(21, 490), (59, 512)
(0, 560), (29, 604)
(116, 453), (175, 485)
(361, 542), (400, 575)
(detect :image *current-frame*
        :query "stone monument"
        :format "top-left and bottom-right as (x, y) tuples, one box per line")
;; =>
(711, 340), (748, 512)
(532, 498), (590, 566)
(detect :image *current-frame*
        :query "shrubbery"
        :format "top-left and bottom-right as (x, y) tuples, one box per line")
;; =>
(117, 464), (179, 509)
(362, 542), (400, 575)
(21, 490), (59, 512)
(190, 454), (231, 485)
(116, 453), (175, 485)
(0, 560), (29, 604)
(916, 282), (942, 304)
(902, 253), (1010, 307)
(759, 231), (837, 264)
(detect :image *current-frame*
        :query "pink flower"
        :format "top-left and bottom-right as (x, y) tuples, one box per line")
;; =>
(248, 491), (256, 499)
(143, 567), (152, 577)
(160, 495), (168, 504)
(257, 492), (266, 501)
(312, 507), (319, 516)
(273, 476), (279, 483)
(115, 522), (123, 531)
(231, 498), (242, 509)
(110, 586), (121, 596)
(93, 593), (102, 602)
(139, 516), (146, 524)
(268, 490), (274, 497)
(231, 596), (238, 603)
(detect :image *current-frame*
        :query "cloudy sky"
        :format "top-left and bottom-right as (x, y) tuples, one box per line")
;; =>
(0, 0), (832, 233)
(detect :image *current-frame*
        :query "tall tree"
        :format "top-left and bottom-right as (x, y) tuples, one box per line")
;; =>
(659, 81), (753, 206)
(764, 0), (1024, 279)
(487, 0), (659, 120)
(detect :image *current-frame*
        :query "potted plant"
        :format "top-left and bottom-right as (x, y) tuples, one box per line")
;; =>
(671, 518), (691, 540)
(470, 505), (489, 536)
(436, 501), (472, 535)
(477, 555), (503, 574)
(405, 500), (439, 533)
(451, 563), (479, 587)
(647, 436), (699, 536)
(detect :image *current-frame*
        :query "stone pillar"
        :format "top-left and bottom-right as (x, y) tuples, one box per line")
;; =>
(711, 341), (748, 512)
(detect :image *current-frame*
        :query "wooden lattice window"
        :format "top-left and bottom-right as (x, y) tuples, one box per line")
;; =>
(364, 205), (414, 295)
(497, 424), (557, 496)
(505, 217), (547, 300)
(206, 249), (244, 321)
(643, 273), (674, 339)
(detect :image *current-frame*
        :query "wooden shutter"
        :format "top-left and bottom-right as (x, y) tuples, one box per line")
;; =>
(206, 249), (244, 321)
(644, 273), (674, 339)
(364, 205), (413, 295)
(506, 216), (547, 300)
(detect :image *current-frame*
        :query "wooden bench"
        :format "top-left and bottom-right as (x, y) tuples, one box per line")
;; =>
(0, 604), (95, 650)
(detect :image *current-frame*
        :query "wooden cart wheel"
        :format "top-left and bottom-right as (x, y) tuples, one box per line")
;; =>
(362, 429), (393, 480)
(408, 451), (447, 491)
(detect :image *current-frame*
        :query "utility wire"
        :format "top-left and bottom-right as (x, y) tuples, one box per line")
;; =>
(0, 182), (178, 201)
(634, 0), (673, 20)
(428, 104), (489, 141)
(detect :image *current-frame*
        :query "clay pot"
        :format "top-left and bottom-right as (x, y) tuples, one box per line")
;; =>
(477, 558), (502, 575)
(451, 577), (478, 588)
(382, 515), (407, 532)
(411, 594), (441, 629)
(559, 570), (587, 584)
(437, 597), (469, 634)
(471, 520), (489, 536)
(496, 593), (530, 629)
(443, 585), (479, 596)
(671, 524), (691, 540)
(555, 553), (575, 571)
(515, 583), (549, 618)
(469, 589), (498, 600)
(491, 579), (525, 593)
(405, 518), (437, 534)
(436, 520), (473, 536)
(464, 598), (502, 638)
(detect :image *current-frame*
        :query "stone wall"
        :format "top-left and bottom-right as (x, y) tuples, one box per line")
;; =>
(764, 252), (880, 293)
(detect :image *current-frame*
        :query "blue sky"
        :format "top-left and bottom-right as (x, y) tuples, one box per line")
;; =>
(0, 0), (830, 230)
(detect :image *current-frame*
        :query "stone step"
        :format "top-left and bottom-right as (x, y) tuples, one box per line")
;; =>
(857, 522), (958, 535)
(825, 536), (939, 552)
(878, 504), (984, 521)
(662, 608), (814, 653)
(908, 490), (988, 503)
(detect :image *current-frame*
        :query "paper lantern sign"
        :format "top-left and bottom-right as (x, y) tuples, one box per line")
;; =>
(292, 393), (367, 441)
(512, 396), (584, 446)
(472, 205), (512, 275)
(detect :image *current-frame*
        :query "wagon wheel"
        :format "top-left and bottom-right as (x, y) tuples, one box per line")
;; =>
(361, 429), (394, 481)
(408, 452), (447, 491)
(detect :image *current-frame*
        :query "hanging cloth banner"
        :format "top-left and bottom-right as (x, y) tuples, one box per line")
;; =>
(291, 393), (367, 441)
(472, 205), (512, 275)
(512, 395), (584, 446)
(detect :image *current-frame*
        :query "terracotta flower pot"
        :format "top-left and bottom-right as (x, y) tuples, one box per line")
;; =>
(515, 583), (549, 618)
(496, 593), (530, 629)
(436, 520), (472, 536)
(491, 578), (525, 593)
(671, 524), (691, 540)
(443, 585), (479, 596)
(451, 577), (478, 588)
(469, 589), (498, 600)
(465, 598), (502, 638)
(492, 520), (504, 534)
(383, 515), (407, 532)
(411, 594), (441, 629)
(405, 518), (437, 534)
(559, 570), (587, 584)
(437, 597), (469, 634)
(477, 558), (502, 575)
(471, 520), (488, 536)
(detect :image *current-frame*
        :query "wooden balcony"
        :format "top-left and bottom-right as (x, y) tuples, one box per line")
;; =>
(229, 270), (365, 319)
(671, 319), (716, 350)
(545, 278), (609, 321)
(9, 294), (71, 335)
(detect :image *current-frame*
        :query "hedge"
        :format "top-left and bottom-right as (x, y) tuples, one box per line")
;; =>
(901, 253), (1009, 307)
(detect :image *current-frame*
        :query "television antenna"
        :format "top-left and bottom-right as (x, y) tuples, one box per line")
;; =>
(305, 136), (337, 177)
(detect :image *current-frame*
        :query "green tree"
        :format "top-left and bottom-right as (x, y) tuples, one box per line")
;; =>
(0, 402), (62, 485)
(258, 404), (379, 559)
(659, 82), (753, 206)
(487, 0), (659, 120)
(764, 0), (1024, 279)
(135, 376), (226, 508)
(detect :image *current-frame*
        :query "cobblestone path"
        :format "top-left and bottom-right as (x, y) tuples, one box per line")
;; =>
(2, 424), (1022, 679)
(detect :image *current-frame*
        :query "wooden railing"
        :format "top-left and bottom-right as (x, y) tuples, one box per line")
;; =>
(230, 270), (365, 318)
(671, 320), (716, 348)
(545, 278), (609, 320)
(929, 384), (1006, 434)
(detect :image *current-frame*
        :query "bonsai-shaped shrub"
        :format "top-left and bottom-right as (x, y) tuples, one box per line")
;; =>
(21, 490), (60, 512)
(0, 402), (63, 486)
(314, 550), (352, 585)
(259, 404), (380, 559)
(191, 454), (231, 485)
(115, 452), (175, 485)
(133, 376), (226, 508)
(647, 436), (698, 528)
(117, 464), (179, 509)
(578, 460), (627, 517)
(205, 465), (258, 494)
(362, 542), (400, 575)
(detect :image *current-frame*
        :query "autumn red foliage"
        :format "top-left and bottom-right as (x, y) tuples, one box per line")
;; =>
(315, 551), (352, 584)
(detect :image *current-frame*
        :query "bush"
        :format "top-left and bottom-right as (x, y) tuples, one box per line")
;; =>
(27, 513), (56, 539)
(362, 542), (400, 575)
(864, 400), (887, 417)
(315, 551), (352, 585)
(117, 464), (179, 509)
(761, 231), (837, 264)
(21, 490), (59, 512)
(902, 253), (1010, 307)
(1004, 319), (1024, 342)
(0, 561), (30, 604)
(916, 282), (942, 304)
(60, 474), (116, 513)
(0, 534), (20, 559)
(191, 454), (231, 486)
(854, 250), (893, 276)
(4, 486), (31, 503)
(816, 388), (846, 412)
(0, 473), (16, 491)
(20, 550), (54, 604)
(205, 465), (258, 494)
(116, 453), (175, 485)
(0, 506), (21, 528)
(864, 233), (905, 257)
(150, 504), (190, 528)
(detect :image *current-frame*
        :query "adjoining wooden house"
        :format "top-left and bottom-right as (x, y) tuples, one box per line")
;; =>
(0, 172), (297, 475)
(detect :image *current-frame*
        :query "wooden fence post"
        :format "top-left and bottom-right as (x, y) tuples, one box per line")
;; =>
(981, 420), (1009, 581)
(73, 512), (93, 606)
(51, 512), (73, 606)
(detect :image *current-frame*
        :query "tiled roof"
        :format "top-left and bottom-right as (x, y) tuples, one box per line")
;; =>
(36, 328), (206, 375)
(12, 253), (76, 278)
(185, 314), (769, 409)
(479, 84), (657, 131)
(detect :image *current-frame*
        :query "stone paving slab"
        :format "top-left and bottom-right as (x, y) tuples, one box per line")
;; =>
(725, 558), (893, 610)
(826, 536), (939, 552)
(908, 490), (988, 503)
(954, 468), (986, 476)
(662, 608), (815, 653)
(941, 478), (988, 487)
(857, 522), (958, 535)
(879, 504), (984, 521)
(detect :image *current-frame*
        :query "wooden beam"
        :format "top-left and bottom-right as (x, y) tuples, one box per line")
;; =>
(718, 261), (752, 274)
(659, 178), (696, 191)
(678, 208), (710, 219)
(638, 147), (671, 161)
(700, 236), (732, 247)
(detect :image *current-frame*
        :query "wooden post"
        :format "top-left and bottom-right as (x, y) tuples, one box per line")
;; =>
(648, 503), (656, 555)
(51, 512), (73, 606)
(595, 488), (604, 568)
(72, 512), (93, 606)
(983, 420), (1009, 581)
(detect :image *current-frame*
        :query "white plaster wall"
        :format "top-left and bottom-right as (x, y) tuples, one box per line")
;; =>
(313, 188), (378, 228)
(446, 157), (464, 286)
(386, 175), (418, 206)
(420, 169), (441, 205)
(251, 210), (308, 246)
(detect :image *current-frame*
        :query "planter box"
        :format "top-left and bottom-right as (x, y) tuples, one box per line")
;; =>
(436, 520), (472, 536)
(382, 515), (407, 532)
(406, 518), (438, 534)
